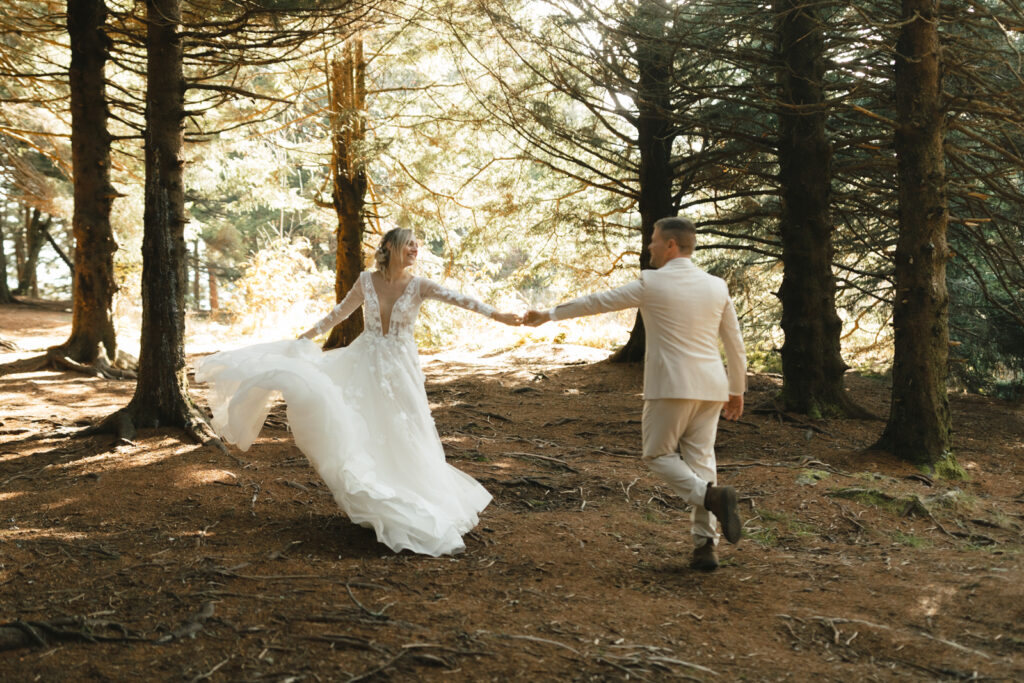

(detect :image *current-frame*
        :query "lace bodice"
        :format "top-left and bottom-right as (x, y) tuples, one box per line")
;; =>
(300, 271), (496, 341)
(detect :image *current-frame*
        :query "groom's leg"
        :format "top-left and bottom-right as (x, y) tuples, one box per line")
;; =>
(642, 399), (709, 512)
(677, 400), (723, 544)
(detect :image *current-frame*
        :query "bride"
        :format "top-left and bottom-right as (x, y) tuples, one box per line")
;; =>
(196, 228), (522, 556)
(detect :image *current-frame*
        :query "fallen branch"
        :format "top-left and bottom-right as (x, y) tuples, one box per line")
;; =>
(778, 614), (994, 660)
(476, 630), (581, 656)
(346, 650), (409, 683)
(0, 616), (144, 651)
(346, 581), (391, 620)
(156, 601), (215, 644)
(500, 451), (578, 472)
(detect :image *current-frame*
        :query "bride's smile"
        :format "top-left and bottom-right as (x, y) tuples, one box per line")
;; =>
(400, 239), (419, 268)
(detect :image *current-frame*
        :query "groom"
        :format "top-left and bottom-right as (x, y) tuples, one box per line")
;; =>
(524, 216), (746, 570)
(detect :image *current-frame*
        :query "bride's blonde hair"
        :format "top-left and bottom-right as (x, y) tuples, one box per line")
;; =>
(374, 228), (415, 274)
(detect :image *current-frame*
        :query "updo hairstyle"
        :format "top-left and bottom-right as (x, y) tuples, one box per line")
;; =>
(374, 228), (415, 273)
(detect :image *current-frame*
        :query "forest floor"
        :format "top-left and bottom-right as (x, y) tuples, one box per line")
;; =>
(1, 301), (1023, 682)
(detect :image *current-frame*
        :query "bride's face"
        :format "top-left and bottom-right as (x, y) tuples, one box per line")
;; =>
(401, 239), (419, 267)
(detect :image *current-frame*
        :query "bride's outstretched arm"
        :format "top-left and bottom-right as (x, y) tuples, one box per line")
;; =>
(420, 279), (521, 325)
(298, 277), (366, 339)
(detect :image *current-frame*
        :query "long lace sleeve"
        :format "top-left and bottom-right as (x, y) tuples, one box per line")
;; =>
(419, 278), (496, 318)
(299, 276), (365, 339)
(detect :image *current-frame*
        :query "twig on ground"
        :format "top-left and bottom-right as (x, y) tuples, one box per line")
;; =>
(346, 650), (408, 682)
(156, 601), (216, 644)
(477, 630), (581, 656)
(346, 581), (390, 619)
(794, 615), (994, 660)
(189, 656), (231, 683)
(500, 451), (578, 472)
(0, 617), (145, 651)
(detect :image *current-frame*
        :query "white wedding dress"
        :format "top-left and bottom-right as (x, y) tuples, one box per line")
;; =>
(196, 271), (494, 556)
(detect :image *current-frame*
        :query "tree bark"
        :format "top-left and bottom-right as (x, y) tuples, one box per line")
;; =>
(774, 1), (865, 418)
(610, 2), (675, 364)
(324, 38), (366, 350)
(0, 221), (14, 304)
(87, 0), (214, 441)
(192, 237), (201, 311)
(875, 0), (954, 469)
(208, 267), (218, 314)
(14, 207), (47, 296)
(48, 0), (123, 371)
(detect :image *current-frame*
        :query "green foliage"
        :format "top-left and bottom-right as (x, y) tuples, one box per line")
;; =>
(223, 237), (334, 336)
(2, 0), (1023, 393)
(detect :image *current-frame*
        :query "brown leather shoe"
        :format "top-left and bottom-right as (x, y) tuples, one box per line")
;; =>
(690, 540), (719, 571)
(704, 485), (742, 544)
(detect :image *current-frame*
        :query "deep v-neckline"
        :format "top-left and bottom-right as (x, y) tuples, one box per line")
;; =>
(369, 273), (416, 336)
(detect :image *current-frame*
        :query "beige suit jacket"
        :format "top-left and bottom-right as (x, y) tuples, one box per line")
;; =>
(550, 257), (746, 401)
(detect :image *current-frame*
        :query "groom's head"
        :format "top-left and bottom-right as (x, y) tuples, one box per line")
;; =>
(650, 217), (697, 267)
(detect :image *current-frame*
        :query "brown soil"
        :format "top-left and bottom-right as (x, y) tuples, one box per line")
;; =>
(1, 302), (1022, 681)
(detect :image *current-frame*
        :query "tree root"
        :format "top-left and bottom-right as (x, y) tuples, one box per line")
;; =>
(156, 601), (215, 644)
(753, 393), (880, 423)
(0, 616), (145, 651)
(0, 348), (137, 380)
(77, 402), (231, 459)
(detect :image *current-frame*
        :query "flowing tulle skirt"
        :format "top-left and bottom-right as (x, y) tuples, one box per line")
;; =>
(196, 337), (491, 556)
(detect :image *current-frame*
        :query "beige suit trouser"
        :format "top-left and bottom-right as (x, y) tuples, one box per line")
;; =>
(642, 398), (722, 544)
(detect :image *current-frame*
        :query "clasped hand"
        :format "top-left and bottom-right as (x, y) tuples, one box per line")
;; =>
(523, 310), (550, 326)
(491, 311), (523, 326)
(492, 310), (551, 327)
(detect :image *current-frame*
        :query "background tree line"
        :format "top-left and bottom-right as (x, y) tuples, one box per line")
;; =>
(1, 0), (1022, 470)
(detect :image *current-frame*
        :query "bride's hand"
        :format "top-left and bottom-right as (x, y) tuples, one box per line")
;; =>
(492, 311), (522, 326)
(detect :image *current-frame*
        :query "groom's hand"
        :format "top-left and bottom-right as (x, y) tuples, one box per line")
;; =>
(524, 310), (550, 326)
(722, 394), (744, 421)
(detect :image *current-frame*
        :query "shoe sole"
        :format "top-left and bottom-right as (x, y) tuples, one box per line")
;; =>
(720, 486), (742, 544)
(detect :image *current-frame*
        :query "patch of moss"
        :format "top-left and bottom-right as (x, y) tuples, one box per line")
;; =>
(746, 524), (780, 548)
(827, 487), (930, 518)
(756, 508), (788, 523)
(853, 471), (899, 485)
(796, 468), (831, 486)
(892, 531), (931, 548)
(931, 452), (968, 481)
(829, 486), (899, 511)
(747, 509), (821, 546)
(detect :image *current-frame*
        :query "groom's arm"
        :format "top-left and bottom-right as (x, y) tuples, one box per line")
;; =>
(539, 280), (644, 324)
(719, 296), (747, 396)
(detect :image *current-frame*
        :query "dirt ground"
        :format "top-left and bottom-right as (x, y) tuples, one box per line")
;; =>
(1, 302), (1022, 682)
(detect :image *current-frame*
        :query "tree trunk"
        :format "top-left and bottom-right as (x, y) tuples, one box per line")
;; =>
(14, 208), (47, 296)
(13, 217), (26, 283)
(875, 0), (954, 470)
(49, 0), (123, 370)
(610, 2), (675, 364)
(192, 237), (201, 311)
(208, 267), (218, 314)
(39, 221), (75, 276)
(88, 0), (212, 441)
(0, 221), (13, 304)
(774, 1), (864, 418)
(324, 38), (366, 350)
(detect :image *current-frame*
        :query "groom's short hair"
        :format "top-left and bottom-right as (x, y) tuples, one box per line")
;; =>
(654, 216), (697, 253)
